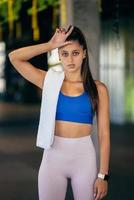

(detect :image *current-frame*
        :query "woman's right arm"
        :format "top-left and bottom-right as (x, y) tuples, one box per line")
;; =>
(8, 42), (53, 89)
(8, 26), (74, 89)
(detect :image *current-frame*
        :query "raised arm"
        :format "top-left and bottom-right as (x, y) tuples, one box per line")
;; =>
(8, 42), (52, 89)
(8, 26), (74, 89)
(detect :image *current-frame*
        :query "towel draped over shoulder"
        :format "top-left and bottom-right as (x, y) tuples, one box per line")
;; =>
(36, 65), (65, 149)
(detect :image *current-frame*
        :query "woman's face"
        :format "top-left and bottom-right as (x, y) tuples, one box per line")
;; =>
(58, 41), (86, 73)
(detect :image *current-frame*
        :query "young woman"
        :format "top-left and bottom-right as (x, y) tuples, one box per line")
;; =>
(9, 26), (110, 200)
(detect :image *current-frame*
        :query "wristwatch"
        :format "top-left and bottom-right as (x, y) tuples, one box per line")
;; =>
(98, 173), (110, 181)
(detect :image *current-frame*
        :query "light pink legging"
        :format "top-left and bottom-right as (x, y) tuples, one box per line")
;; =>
(38, 135), (97, 200)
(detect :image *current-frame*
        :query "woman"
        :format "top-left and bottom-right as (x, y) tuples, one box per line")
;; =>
(9, 25), (110, 200)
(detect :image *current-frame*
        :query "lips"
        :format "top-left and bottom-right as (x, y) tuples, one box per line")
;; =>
(68, 64), (75, 67)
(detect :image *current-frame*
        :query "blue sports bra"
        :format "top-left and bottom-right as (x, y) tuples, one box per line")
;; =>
(55, 90), (94, 124)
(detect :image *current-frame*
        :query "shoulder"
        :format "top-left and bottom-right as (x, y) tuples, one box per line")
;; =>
(94, 80), (109, 97)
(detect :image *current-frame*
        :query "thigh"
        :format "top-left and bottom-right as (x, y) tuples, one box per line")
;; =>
(38, 150), (67, 200)
(71, 154), (97, 200)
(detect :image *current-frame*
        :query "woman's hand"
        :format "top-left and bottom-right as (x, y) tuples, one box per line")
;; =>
(49, 26), (74, 49)
(93, 178), (108, 200)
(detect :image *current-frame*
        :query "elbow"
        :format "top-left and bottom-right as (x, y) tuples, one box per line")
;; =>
(8, 51), (16, 64)
(8, 50), (21, 67)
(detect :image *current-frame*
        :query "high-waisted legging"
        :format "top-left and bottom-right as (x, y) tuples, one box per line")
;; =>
(38, 135), (97, 200)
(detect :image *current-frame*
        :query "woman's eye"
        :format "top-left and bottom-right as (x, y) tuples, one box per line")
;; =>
(73, 52), (79, 56)
(62, 53), (68, 57)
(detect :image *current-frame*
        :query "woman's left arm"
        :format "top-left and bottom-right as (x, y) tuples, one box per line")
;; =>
(94, 81), (110, 200)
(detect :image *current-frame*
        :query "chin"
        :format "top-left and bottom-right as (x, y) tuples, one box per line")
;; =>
(66, 68), (77, 72)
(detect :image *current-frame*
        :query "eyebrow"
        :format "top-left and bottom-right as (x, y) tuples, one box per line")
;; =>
(61, 49), (81, 52)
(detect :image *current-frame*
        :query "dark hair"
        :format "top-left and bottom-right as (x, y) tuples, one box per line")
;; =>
(66, 26), (99, 112)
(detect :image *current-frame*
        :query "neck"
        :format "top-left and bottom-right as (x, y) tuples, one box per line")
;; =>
(64, 71), (83, 83)
(64, 79), (83, 83)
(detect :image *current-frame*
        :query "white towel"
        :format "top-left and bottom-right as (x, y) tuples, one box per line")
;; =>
(36, 65), (65, 149)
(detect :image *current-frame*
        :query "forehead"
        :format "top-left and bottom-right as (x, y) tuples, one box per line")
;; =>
(59, 41), (83, 52)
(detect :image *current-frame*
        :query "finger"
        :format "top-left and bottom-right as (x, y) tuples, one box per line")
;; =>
(95, 191), (101, 200)
(57, 27), (63, 33)
(65, 25), (74, 36)
(63, 41), (73, 46)
(61, 28), (66, 32)
(58, 41), (73, 48)
(100, 192), (107, 199)
(100, 193), (104, 199)
(95, 195), (101, 200)
(66, 25), (73, 34)
(94, 188), (97, 197)
(56, 28), (60, 33)
(59, 27), (66, 32)
(93, 186), (97, 198)
(66, 25), (72, 33)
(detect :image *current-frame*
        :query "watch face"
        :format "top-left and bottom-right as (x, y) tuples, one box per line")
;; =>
(101, 174), (105, 179)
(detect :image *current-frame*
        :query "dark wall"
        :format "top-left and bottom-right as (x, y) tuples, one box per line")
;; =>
(4, 4), (54, 104)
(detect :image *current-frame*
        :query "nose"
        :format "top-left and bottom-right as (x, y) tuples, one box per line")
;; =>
(68, 54), (73, 63)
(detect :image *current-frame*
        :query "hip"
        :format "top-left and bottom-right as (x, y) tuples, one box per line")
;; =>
(46, 134), (96, 157)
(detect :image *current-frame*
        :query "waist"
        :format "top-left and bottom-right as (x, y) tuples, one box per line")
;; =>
(50, 135), (95, 155)
(55, 120), (93, 138)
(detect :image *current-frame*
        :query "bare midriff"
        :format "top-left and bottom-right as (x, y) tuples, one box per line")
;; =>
(54, 120), (93, 138)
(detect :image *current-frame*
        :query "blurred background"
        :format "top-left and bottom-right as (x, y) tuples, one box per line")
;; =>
(0, 0), (134, 199)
